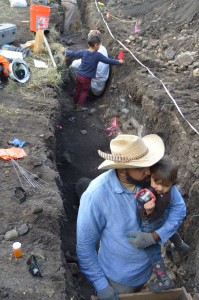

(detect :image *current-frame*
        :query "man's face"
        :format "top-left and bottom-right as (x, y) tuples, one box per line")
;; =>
(124, 168), (151, 187)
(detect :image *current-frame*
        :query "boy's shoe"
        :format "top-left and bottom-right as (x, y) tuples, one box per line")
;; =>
(76, 106), (88, 112)
(149, 276), (173, 292)
(171, 241), (189, 253)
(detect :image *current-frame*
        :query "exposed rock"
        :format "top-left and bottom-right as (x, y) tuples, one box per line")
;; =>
(80, 130), (87, 135)
(150, 40), (159, 48)
(193, 68), (199, 77)
(32, 205), (43, 214)
(4, 229), (18, 241)
(121, 108), (129, 114)
(164, 47), (176, 60)
(17, 224), (29, 236)
(174, 52), (196, 67)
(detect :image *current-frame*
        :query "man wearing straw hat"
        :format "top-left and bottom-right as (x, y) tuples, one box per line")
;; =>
(76, 134), (186, 299)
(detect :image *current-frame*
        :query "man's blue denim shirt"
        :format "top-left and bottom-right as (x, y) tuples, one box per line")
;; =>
(76, 169), (186, 291)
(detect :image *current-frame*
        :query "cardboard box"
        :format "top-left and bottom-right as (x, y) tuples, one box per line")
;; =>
(91, 287), (193, 300)
(0, 23), (17, 45)
(193, 294), (199, 300)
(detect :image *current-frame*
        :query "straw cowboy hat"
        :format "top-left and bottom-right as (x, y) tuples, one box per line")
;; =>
(98, 134), (165, 169)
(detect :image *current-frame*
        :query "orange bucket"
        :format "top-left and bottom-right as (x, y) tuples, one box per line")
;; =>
(30, 5), (51, 32)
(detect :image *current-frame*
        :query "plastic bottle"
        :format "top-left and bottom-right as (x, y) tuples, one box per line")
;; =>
(13, 242), (22, 258)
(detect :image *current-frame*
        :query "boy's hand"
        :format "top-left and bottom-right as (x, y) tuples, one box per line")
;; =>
(144, 198), (155, 215)
(119, 59), (125, 64)
(61, 47), (66, 55)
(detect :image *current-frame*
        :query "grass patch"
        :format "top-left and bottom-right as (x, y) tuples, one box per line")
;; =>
(0, 104), (20, 116)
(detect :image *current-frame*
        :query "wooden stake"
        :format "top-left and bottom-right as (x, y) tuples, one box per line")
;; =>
(43, 33), (57, 69)
(33, 29), (44, 54)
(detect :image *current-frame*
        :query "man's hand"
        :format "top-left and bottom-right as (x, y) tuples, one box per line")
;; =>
(127, 231), (156, 249)
(97, 285), (119, 300)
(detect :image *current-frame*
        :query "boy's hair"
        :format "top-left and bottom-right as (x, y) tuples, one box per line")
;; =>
(88, 34), (101, 47)
(150, 156), (178, 186)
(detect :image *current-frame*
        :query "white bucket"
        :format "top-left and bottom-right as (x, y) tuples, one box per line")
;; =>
(9, 58), (30, 83)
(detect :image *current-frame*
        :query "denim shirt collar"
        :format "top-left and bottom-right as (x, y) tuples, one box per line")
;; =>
(109, 169), (139, 194)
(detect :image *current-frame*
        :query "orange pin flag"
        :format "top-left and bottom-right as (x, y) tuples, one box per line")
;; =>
(134, 20), (139, 33)
(118, 50), (124, 60)
(106, 11), (110, 20)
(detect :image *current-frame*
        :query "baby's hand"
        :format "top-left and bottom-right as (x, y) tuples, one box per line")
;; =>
(144, 199), (156, 214)
(119, 59), (125, 64)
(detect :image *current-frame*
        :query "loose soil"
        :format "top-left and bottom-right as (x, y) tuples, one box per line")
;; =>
(0, 0), (199, 299)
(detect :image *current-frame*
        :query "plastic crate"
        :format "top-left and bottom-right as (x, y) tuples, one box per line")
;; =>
(0, 23), (17, 45)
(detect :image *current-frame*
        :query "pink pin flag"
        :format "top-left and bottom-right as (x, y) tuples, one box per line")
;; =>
(104, 117), (119, 136)
(105, 117), (117, 130)
(112, 117), (117, 128)
(108, 132), (114, 137)
(134, 20), (139, 33)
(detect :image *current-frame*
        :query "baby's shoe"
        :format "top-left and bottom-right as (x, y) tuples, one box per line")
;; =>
(171, 240), (189, 253)
(150, 276), (173, 292)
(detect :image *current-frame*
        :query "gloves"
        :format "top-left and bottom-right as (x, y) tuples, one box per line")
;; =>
(127, 231), (156, 249)
(97, 285), (119, 300)
(7, 138), (26, 148)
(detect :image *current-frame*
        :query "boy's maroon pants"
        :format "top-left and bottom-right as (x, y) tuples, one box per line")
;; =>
(74, 74), (91, 106)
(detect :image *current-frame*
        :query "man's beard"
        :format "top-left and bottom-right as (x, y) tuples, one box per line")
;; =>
(125, 171), (150, 188)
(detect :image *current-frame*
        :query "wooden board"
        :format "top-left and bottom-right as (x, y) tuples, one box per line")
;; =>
(193, 294), (199, 300)
(91, 287), (193, 300)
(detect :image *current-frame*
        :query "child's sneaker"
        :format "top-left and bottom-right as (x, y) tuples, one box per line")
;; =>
(76, 106), (88, 112)
(150, 276), (173, 292)
(171, 241), (189, 253)
(150, 261), (173, 292)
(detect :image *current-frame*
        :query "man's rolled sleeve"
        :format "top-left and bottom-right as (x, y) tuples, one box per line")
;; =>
(156, 185), (186, 243)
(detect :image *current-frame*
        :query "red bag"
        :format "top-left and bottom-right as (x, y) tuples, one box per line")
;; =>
(0, 55), (10, 77)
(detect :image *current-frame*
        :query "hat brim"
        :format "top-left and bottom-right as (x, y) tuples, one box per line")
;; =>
(98, 134), (165, 170)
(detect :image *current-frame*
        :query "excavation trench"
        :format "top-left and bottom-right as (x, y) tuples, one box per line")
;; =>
(55, 87), (112, 298)
(53, 0), (198, 298)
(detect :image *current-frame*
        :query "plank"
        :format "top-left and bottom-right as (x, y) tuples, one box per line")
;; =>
(91, 287), (193, 300)
(193, 294), (199, 300)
